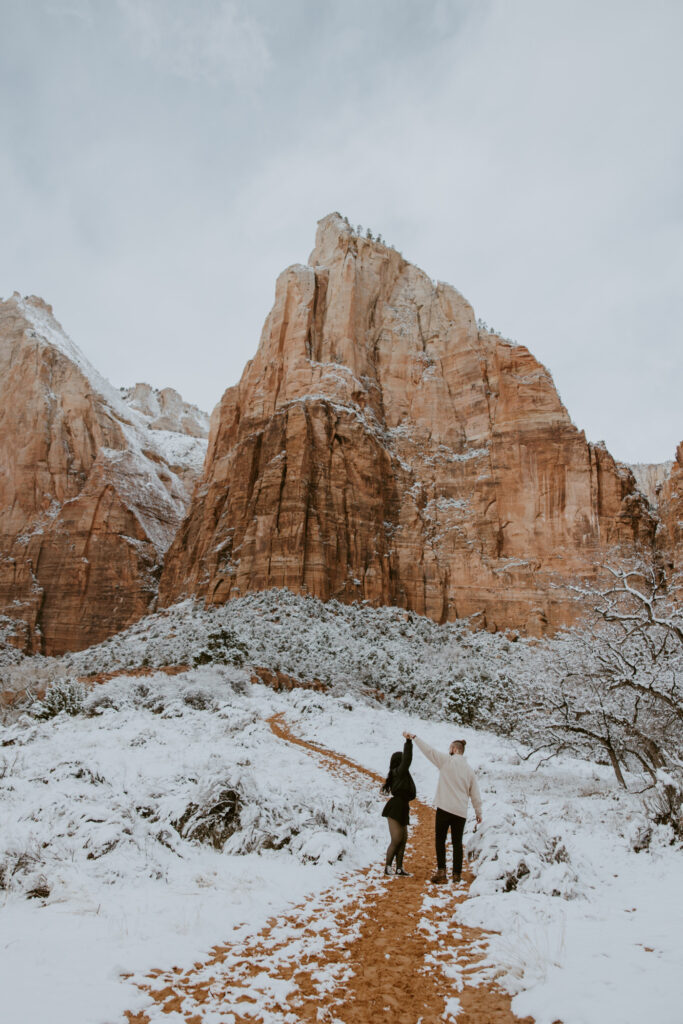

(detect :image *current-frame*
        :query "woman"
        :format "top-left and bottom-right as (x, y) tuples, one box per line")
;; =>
(381, 735), (417, 876)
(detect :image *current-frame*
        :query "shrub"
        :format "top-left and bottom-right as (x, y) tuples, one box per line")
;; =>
(193, 629), (249, 668)
(466, 803), (581, 899)
(444, 678), (482, 725)
(183, 688), (218, 711)
(0, 842), (40, 892)
(31, 679), (86, 720)
(633, 771), (683, 850)
(173, 785), (242, 850)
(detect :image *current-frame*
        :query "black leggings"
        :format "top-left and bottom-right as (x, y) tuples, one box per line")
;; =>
(385, 817), (408, 870)
(435, 808), (466, 874)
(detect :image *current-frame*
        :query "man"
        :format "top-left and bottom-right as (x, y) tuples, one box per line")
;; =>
(403, 730), (482, 884)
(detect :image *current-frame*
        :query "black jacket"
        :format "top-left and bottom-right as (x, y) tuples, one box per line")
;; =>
(387, 738), (417, 802)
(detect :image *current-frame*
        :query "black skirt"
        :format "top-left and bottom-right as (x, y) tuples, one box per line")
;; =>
(382, 796), (411, 826)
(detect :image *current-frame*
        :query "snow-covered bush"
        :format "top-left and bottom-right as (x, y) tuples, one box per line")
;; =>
(30, 678), (86, 719)
(466, 803), (583, 899)
(173, 783), (241, 849)
(630, 771), (683, 850)
(193, 628), (249, 668)
(646, 772), (683, 836)
(37, 591), (542, 737)
(0, 615), (25, 669)
(0, 838), (42, 892)
(223, 782), (376, 861)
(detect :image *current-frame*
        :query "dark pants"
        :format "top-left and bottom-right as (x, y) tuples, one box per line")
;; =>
(435, 808), (466, 874)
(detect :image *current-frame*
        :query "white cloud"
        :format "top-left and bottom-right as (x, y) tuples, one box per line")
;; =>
(116, 0), (271, 86)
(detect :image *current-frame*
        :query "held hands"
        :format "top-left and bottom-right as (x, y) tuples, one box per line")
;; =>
(402, 730), (416, 740)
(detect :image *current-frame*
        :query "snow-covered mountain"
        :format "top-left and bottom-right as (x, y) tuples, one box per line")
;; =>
(0, 293), (208, 655)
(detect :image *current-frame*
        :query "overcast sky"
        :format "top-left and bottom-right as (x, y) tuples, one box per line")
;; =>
(1, 0), (681, 463)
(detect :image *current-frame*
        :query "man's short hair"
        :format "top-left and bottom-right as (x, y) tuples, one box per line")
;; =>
(452, 739), (466, 754)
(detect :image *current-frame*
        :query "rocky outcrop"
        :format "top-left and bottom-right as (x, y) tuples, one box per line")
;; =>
(658, 444), (683, 573)
(121, 383), (210, 440)
(0, 294), (208, 655)
(159, 213), (656, 634)
(628, 462), (673, 507)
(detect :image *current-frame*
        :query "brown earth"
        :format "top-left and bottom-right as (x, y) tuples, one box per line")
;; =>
(160, 212), (656, 636)
(124, 714), (539, 1024)
(250, 666), (327, 692)
(76, 664), (190, 686)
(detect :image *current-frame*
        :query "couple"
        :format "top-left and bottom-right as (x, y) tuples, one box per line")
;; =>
(381, 730), (482, 884)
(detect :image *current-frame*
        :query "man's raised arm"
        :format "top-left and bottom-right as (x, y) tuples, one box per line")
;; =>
(404, 731), (447, 769)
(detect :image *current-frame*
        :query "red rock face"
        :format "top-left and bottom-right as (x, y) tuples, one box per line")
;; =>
(658, 443), (683, 573)
(0, 295), (207, 654)
(159, 214), (656, 633)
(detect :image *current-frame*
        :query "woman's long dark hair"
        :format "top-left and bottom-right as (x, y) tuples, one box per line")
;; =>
(381, 751), (403, 794)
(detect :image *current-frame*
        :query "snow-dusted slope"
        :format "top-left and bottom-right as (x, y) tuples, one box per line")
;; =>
(14, 293), (208, 507)
(14, 293), (123, 405)
(1, 589), (535, 733)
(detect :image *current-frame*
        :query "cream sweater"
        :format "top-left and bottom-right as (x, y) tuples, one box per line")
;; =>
(414, 737), (482, 819)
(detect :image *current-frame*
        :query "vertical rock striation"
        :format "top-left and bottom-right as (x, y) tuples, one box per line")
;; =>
(0, 294), (207, 654)
(159, 213), (655, 633)
(628, 461), (673, 507)
(658, 443), (683, 573)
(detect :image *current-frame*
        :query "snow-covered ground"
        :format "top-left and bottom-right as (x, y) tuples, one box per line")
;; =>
(1, 597), (681, 1024)
(285, 691), (683, 1024)
(0, 671), (382, 1024)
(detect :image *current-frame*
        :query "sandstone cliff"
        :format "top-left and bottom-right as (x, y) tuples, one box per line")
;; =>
(159, 213), (656, 633)
(658, 443), (683, 573)
(0, 294), (207, 655)
(628, 461), (673, 507)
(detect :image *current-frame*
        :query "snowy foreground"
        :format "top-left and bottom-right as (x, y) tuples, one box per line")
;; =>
(1, 601), (682, 1024)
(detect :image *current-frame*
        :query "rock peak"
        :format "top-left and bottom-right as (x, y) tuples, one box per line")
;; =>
(121, 382), (209, 438)
(6, 291), (55, 317)
(160, 215), (655, 634)
(309, 212), (353, 266)
(309, 212), (401, 269)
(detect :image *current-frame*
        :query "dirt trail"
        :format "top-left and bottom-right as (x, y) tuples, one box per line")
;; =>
(125, 715), (533, 1024)
(0, 664), (190, 708)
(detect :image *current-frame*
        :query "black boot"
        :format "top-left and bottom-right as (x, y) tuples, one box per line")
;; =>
(395, 868), (412, 876)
